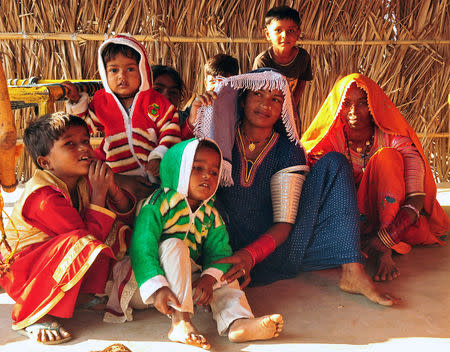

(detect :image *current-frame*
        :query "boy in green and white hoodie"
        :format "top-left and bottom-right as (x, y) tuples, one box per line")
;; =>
(129, 138), (283, 349)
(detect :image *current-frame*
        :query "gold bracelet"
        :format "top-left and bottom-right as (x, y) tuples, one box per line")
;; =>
(377, 228), (395, 248)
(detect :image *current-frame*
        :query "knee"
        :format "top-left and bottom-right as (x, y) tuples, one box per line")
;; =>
(313, 151), (351, 175)
(369, 148), (403, 170)
(159, 238), (189, 259)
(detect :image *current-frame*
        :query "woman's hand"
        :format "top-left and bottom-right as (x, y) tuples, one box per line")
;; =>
(213, 249), (254, 288)
(192, 274), (216, 306)
(188, 90), (217, 127)
(153, 287), (181, 316)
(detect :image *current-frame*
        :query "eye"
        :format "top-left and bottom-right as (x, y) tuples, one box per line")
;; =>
(272, 97), (282, 103)
(342, 100), (352, 107)
(82, 139), (90, 145)
(210, 170), (218, 176)
(127, 67), (136, 72)
(64, 141), (73, 146)
(109, 68), (118, 73)
(253, 91), (262, 97)
(154, 87), (163, 93)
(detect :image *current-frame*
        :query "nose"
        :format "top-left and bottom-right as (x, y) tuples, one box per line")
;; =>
(260, 97), (272, 110)
(202, 171), (210, 180)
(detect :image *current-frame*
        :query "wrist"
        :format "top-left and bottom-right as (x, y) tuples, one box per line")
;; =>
(243, 234), (277, 267)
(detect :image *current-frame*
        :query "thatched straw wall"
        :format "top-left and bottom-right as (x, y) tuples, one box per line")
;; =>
(0, 0), (448, 181)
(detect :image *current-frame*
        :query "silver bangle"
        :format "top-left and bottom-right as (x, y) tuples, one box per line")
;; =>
(270, 165), (310, 224)
(401, 204), (420, 221)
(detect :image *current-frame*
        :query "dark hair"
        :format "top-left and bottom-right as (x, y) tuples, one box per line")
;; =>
(151, 65), (186, 99)
(204, 54), (239, 77)
(197, 139), (221, 157)
(264, 6), (301, 27)
(102, 43), (140, 65)
(24, 112), (89, 169)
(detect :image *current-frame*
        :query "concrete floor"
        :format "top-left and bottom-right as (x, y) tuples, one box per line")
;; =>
(0, 187), (449, 352)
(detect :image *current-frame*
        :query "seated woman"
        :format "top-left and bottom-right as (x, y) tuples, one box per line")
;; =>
(301, 73), (449, 281)
(190, 69), (395, 306)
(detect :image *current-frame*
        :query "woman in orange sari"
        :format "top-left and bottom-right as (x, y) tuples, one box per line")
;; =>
(302, 73), (449, 281)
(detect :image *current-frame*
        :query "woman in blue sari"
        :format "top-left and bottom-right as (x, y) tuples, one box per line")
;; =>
(190, 69), (396, 306)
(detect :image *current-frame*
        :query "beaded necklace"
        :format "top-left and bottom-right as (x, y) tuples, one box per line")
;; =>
(344, 130), (374, 172)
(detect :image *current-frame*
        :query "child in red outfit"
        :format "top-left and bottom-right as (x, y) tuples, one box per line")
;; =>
(64, 35), (181, 199)
(0, 112), (135, 344)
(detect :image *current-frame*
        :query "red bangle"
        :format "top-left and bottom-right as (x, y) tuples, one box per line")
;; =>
(244, 234), (277, 267)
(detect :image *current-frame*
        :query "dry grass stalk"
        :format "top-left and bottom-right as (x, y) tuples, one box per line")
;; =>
(0, 0), (448, 181)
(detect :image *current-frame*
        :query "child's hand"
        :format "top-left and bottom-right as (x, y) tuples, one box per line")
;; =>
(89, 159), (114, 206)
(192, 274), (217, 306)
(189, 91), (217, 127)
(61, 81), (81, 104)
(146, 159), (161, 177)
(154, 287), (181, 315)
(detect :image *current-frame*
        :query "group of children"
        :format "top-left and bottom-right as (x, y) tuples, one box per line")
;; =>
(0, 5), (309, 349)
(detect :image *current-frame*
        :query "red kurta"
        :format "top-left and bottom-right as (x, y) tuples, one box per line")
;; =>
(0, 170), (134, 330)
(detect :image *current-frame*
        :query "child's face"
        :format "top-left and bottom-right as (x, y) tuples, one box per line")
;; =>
(105, 52), (141, 99)
(265, 19), (300, 50)
(204, 74), (226, 91)
(242, 89), (284, 130)
(187, 146), (220, 208)
(153, 74), (182, 108)
(37, 125), (94, 186)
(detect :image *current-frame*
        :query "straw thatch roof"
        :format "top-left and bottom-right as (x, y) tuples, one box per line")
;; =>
(0, 0), (448, 181)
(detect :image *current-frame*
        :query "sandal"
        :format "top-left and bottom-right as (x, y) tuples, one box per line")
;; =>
(17, 321), (72, 345)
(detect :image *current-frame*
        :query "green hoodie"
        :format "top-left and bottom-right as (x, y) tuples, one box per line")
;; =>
(130, 138), (232, 288)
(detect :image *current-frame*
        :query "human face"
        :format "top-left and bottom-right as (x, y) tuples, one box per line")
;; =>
(105, 52), (141, 99)
(204, 74), (226, 91)
(187, 146), (220, 209)
(242, 89), (284, 130)
(38, 125), (94, 188)
(265, 19), (300, 50)
(153, 74), (182, 108)
(340, 84), (373, 131)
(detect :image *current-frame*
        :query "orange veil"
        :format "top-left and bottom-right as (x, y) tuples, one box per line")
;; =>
(301, 73), (449, 236)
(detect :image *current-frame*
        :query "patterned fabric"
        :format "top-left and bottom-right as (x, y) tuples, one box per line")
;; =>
(194, 69), (301, 186)
(130, 138), (232, 288)
(67, 35), (181, 177)
(216, 136), (362, 285)
(301, 73), (449, 242)
(0, 170), (134, 329)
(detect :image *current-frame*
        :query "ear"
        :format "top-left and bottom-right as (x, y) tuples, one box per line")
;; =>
(37, 155), (52, 170)
(264, 28), (271, 41)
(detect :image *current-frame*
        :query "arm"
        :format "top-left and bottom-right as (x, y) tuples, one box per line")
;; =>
(22, 186), (116, 241)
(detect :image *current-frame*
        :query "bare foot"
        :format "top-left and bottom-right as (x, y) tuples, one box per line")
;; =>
(365, 237), (400, 281)
(18, 316), (71, 345)
(340, 263), (398, 306)
(168, 312), (210, 350)
(228, 314), (284, 343)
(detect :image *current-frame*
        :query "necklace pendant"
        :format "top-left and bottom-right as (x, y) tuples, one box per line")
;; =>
(248, 143), (256, 152)
(356, 147), (363, 153)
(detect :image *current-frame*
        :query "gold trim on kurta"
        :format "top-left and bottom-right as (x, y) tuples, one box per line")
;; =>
(52, 235), (97, 282)
(12, 242), (109, 330)
(88, 203), (117, 219)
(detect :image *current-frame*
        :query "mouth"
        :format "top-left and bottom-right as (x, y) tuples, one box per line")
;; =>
(79, 155), (91, 162)
(199, 183), (210, 189)
(255, 109), (271, 118)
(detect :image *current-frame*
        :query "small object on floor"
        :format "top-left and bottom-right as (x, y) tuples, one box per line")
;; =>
(91, 343), (133, 352)
(17, 321), (72, 345)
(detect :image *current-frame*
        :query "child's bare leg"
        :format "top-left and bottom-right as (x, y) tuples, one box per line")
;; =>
(168, 310), (210, 350)
(228, 314), (284, 343)
(339, 262), (398, 306)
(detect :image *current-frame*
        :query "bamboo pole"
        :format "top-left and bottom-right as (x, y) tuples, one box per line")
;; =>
(0, 60), (18, 192)
(0, 32), (449, 46)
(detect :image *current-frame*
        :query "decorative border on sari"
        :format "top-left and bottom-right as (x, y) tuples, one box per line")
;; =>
(12, 238), (109, 330)
(237, 131), (279, 188)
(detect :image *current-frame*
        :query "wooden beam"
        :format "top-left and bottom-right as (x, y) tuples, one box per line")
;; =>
(0, 32), (449, 46)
